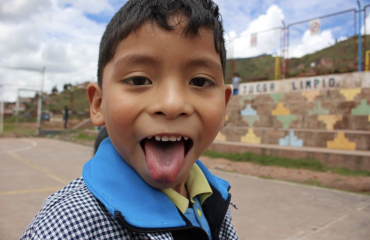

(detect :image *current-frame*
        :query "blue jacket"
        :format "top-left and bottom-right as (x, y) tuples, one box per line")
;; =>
(21, 138), (239, 240)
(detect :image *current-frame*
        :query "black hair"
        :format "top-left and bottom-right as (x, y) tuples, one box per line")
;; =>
(97, 0), (226, 88)
(94, 126), (109, 154)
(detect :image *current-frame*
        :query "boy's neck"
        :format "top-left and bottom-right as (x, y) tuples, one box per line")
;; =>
(172, 181), (189, 200)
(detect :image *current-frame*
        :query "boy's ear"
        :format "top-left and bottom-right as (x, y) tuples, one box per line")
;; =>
(221, 85), (232, 127)
(87, 82), (105, 126)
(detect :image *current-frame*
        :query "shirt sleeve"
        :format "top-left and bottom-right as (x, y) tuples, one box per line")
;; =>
(218, 207), (239, 240)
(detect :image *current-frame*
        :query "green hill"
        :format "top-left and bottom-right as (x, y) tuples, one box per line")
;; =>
(44, 86), (90, 118)
(225, 35), (370, 83)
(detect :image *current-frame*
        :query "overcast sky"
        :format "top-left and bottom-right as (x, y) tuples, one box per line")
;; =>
(1, 0), (370, 101)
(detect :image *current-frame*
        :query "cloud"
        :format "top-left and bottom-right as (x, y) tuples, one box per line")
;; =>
(0, 0), (105, 101)
(289, 30), (335, 58)
(226, 5), (284, 59)
(0, 0), (52, 22)
(361, 12), (370, 35)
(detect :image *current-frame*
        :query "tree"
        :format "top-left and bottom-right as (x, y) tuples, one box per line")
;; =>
(52, 85), (58, 94)
(63, 83), (73, 91)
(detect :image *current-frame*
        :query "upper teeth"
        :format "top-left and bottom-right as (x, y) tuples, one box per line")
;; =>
(150, 136), (189, 142)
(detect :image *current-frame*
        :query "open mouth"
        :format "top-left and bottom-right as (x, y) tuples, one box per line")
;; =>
(140, 135), (193, 183)
(140, 135), (193, 158)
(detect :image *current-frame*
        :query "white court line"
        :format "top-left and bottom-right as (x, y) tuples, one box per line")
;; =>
(8, 139), (38, 153)
(3, 138), (68, 184)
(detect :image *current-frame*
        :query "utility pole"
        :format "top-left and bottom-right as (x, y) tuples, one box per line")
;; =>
(357, 0), (362, 72)
(282, 20), (286, 79)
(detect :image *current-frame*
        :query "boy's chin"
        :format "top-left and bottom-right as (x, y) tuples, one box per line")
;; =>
(144, 172), (185, 190)
(147, 165), (183, 184)
(147, 174), (181, 188)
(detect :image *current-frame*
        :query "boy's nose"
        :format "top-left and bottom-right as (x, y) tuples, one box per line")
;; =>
(148, 82), (194, 119)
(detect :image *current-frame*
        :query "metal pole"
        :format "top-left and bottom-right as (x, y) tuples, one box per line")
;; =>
(286, 26), (290, 76)
(355, 10), (358, 71)
(0, 100), (3, 135)
(16, 90), (19, 136)
(37, 67), (45, 135)
(229, 37), (235, 83)
(282, 20), (286, 79)
(0, 85), (3, 134)
(365, 5), (370, 59)
(365, 6), (367, 56)
(358, 0), (362, 72)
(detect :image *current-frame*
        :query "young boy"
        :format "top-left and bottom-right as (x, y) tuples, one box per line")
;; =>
(21, 0), (238, 239)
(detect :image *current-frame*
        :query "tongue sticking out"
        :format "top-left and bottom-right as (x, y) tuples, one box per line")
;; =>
(144, 139), (186, 184)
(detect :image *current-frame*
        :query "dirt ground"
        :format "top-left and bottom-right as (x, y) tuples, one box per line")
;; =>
(200, 156), (370, 194)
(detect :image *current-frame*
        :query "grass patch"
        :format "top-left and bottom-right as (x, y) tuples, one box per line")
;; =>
(2, 122), (38, 136)
(303, 179), (322, 186)
(203, 150), (327, 171)
(3, 123), (15, 132)
(258, 175), (274, 180)
(75, 132), (97, 141)
(331, 168), (370, 177)
(202, 150), (370, 177)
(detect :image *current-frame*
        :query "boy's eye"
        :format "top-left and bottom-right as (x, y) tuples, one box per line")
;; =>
(189, 77), (214, 87)
(124, 77), (152, 85)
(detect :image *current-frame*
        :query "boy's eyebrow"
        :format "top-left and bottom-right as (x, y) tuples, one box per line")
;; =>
(185, 57), (222, 72)
(113, 54), (159, 69)
(113, 54), (222, 72)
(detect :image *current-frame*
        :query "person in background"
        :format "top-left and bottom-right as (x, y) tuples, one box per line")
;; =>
(63, 105), (69, 128)
(232, 72), (241, 95)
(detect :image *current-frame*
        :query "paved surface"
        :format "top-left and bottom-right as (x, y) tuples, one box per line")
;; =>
(1, 138), (370, 240)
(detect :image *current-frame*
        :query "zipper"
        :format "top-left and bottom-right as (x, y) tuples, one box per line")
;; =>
(115, 211), (210, 239)
(230, 200), (238, 210)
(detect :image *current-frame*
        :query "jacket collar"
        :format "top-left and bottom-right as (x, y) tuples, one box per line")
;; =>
(83, 137), (230, 229)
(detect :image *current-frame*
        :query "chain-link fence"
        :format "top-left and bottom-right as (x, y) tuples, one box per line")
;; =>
(225, 7), (369, 83)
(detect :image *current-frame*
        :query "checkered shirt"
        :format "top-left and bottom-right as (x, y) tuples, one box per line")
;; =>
(20, 178), (239, 240)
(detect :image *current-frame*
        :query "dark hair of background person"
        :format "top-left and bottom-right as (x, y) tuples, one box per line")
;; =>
(97, 0), (226, 89)
(94, 126), (109, 154)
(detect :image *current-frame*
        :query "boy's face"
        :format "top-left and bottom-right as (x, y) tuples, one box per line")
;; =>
(88, 19), (231, 193)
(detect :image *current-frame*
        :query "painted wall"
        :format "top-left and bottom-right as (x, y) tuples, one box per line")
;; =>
(234, 72), (370, 95)
(220, 72), (370, 152)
